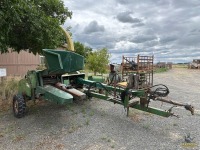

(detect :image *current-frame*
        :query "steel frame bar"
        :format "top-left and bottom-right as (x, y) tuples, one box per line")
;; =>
(86, 91), (172, 117)
(77, 78), (145, 97)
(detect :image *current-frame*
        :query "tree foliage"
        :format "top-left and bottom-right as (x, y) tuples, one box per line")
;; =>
(74, 41), (92, 59)
(86, 48), (110, 75)
(0, 0), (72, 54)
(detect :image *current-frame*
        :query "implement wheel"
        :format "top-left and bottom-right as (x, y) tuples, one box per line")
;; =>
(13, 95), (26, 118)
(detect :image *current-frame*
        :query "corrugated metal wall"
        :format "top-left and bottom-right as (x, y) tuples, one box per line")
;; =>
(0, 50), (40, 76)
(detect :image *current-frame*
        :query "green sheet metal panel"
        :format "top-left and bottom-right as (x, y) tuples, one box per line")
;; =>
(18, 79), (32, 97)
(36, 85), (73, 104)
(43, 49), (84, 74)
(58, 50), (84, 72)
(27, 70), (38, 88)
(42, 50), (63, 74)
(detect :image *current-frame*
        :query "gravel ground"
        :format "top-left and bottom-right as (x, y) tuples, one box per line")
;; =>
(0, 68), (200, 150)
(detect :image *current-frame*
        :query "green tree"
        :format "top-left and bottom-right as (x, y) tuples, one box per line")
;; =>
(86, 48), (110, 75)
(0, 0), (72, 54)
(84, 46), (93, 58)
(74, 41), (85, 56)
(74, 41), (92, 59)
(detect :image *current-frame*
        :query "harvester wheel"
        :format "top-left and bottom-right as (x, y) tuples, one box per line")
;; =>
(13, 95), (26, 118)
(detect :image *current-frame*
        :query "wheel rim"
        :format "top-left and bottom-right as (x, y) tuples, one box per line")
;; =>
(14, 100), (18, 113)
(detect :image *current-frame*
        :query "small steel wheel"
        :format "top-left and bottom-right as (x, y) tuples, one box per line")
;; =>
(13, 95), (26, 118)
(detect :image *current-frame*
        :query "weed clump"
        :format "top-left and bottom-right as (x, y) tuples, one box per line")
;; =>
(0, 77), (20, 111)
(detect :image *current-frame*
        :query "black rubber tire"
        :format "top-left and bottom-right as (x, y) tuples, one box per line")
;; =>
(13, 94), (26, 118)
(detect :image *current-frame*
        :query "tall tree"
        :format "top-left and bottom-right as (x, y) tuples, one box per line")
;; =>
(74, 41), (92, 59)
(86, 48), (110, 75)
(74, 41), (85, 56)
(0, 0), (72, 54)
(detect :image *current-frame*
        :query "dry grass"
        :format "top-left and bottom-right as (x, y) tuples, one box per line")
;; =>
(172, 64), (188, 68)
(36, 64), (46, 70)
(0, 76), (21, 111)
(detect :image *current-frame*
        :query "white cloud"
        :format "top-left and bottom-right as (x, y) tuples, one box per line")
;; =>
(64, 0), (200, 63)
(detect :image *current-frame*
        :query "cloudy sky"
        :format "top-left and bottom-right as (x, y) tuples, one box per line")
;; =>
(63, 0), (200, 63)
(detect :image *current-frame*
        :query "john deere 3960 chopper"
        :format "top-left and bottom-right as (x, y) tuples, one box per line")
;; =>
(13, 29), (194, 118)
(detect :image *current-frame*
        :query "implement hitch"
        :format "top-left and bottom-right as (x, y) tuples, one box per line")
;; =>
(155, 98), (194, 115)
